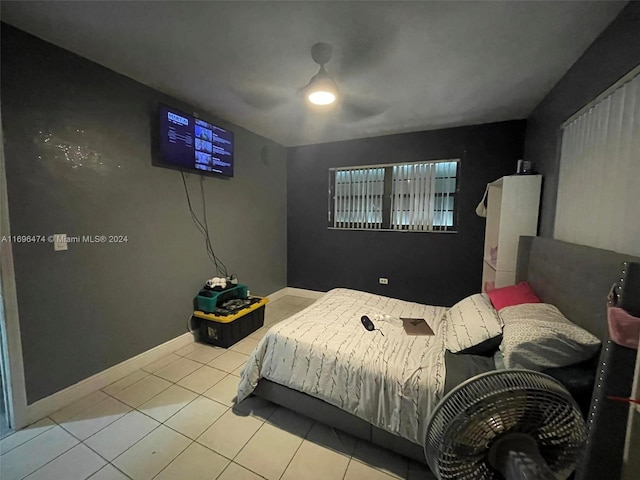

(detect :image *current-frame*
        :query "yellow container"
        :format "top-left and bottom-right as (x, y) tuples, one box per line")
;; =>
(193, 297), (268, 347)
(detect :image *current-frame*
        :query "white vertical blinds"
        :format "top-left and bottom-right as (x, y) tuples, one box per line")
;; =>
(334, 168), (385, 229)
(556, 68), (640, 256)
(331, 160), (458, 231)
(391, 161), (457, 231)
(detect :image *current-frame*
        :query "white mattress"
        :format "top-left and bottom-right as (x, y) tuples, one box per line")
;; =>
(237, 288), (448, 445)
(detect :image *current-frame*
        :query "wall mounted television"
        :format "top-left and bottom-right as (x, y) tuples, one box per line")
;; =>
(158, 104), (234, 177)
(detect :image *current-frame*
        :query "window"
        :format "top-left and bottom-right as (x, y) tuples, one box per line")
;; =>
(329, 159), (459, 232)
(557, 66), (640, 256)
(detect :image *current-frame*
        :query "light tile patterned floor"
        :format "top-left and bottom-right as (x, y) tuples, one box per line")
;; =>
(0, 296), (435, 480)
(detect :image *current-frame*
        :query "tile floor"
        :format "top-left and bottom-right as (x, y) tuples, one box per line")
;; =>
(0, 296), (435, 480)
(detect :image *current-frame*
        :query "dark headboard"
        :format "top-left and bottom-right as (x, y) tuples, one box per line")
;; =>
(516, 236), (640, 342)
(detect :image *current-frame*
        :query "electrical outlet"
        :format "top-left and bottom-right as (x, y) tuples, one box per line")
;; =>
(53, 234), (68, 251)
(379, 277), (389, 285)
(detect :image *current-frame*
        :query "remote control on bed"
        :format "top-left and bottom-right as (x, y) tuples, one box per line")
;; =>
(361, 315), (375, 331)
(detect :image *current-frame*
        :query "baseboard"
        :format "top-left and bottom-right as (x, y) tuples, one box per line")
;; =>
(23, 286), (325, 425)
(267, 287), (325, 302)
(284, 287), (325, 299)
(26, 331), (196, 425)
(266, 287), (289, 303)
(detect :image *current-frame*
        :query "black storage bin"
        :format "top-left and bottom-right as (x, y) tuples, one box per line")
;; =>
(195, 303), (265, 348)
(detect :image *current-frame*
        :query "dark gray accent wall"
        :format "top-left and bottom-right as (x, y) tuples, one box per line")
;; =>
(287, 121), (526, 307)
(1, 25), (287, 403)
(524, 2), (640, 237)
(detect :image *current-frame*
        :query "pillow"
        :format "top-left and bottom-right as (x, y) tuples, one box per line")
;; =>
(487, 281), (541, 311)
(445, 293), (503, 355)
(499, 303), (600, 370)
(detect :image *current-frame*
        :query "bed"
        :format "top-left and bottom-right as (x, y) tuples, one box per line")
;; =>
(237, 236), (640, 465)
(237, 289), (449, 449)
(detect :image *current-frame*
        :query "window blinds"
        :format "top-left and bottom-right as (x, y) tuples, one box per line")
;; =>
(333, 168), (385, 229)
(390, 161), (457, 231)
(556, 67), (640, 256)
(331, 160), (458, 231)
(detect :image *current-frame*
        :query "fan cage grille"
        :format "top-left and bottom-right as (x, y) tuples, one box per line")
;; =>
(425, 370), (586, 480)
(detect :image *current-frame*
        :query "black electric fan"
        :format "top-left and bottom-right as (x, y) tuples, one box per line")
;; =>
(424, 370), (587, 480)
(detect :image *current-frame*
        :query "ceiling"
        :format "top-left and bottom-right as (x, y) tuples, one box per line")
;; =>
(0, 1), (627, 146)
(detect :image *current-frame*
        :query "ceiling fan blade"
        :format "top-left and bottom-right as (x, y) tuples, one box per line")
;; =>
(340, 93), (388, 122)
(231, 82), (291, 110)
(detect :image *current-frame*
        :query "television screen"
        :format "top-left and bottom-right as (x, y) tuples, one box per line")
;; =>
(158, 104), (234, 177)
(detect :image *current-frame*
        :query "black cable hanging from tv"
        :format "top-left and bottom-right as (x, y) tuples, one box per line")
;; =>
(180, 171), (229, 278)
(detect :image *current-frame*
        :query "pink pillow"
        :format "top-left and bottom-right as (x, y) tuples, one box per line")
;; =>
(608, 307), (640, 349)
(487, 282), (541, 311)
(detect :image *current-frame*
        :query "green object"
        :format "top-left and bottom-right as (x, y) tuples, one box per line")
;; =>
(194, 284), (248, 313)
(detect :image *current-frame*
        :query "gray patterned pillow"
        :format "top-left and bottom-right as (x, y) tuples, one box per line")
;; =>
(445, 293), (503, 355)
(499, 303), (601, 370)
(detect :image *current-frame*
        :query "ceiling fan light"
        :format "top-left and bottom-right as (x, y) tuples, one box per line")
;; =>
(303, 65), (339, 107)
(308, 90), (336, 105)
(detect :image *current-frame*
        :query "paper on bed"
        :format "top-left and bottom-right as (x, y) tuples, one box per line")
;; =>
(401, 318), (435, 335)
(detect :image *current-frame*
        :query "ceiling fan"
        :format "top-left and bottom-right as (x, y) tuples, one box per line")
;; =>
(233, 42), (388, 122)
(302, 42), (339, 106)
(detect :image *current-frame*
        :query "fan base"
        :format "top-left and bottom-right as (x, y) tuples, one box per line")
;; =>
(489, 433), (556, 480)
